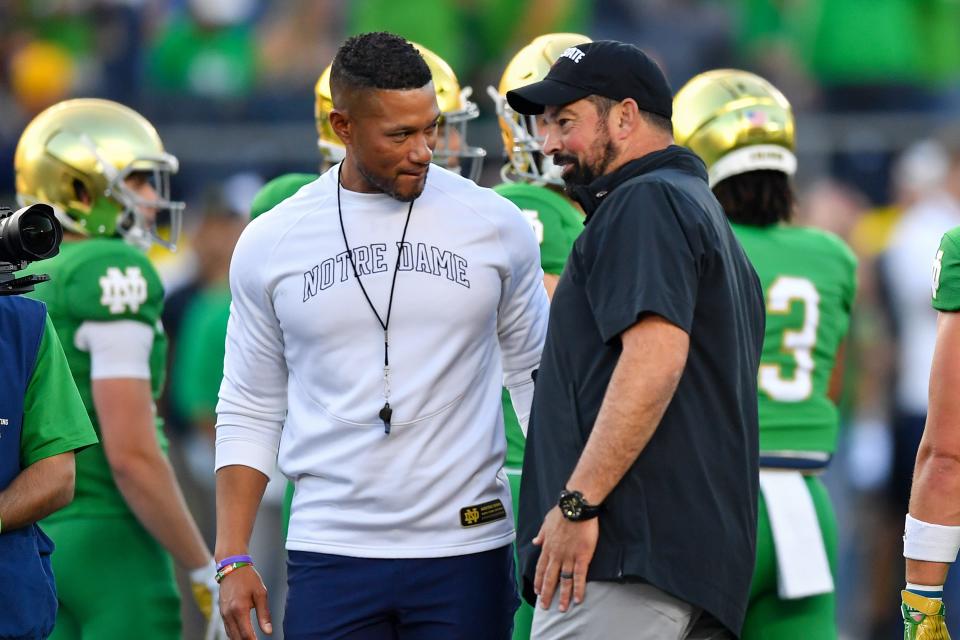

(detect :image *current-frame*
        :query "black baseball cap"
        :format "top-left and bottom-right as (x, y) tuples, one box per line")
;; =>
(506, 40), (673, 119)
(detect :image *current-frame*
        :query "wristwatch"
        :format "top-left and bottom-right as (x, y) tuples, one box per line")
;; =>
(558, 489), (602, 521)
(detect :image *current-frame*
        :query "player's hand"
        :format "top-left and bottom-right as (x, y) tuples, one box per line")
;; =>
(532, 506), (599, 613)
(903, 590), (952, 639)
(219, 563), (272, 639)
(189, 560), (228, 639)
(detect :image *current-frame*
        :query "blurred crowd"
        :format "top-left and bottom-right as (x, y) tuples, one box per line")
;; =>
(4, 1), (960, 638)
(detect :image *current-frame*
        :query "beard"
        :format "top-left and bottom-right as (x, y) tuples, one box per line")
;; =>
(356, 158), (429, 203)
(555, 129), (618, 190)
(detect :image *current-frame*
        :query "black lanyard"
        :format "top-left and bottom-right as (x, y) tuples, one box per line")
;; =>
(336, 164), (414, 434)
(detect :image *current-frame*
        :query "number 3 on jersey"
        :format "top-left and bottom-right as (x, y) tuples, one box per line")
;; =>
(759, 276), (820, 402)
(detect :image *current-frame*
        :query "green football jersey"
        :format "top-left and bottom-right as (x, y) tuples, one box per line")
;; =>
(493, 182), (584, 276)
(24, 238), (168, 518)
(249, 172), (318, 220)
(494, 182), (583, 468)
(932, 226), (960, 311)
(732, 224), (857, 455)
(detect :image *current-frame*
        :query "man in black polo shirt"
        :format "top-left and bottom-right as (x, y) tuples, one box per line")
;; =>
(507, 41), (765, 639)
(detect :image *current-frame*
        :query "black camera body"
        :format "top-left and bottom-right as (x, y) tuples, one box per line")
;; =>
(0, 204), (64, 296)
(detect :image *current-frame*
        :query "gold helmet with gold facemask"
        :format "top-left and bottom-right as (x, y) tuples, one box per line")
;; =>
(672, 69), (797, 187)
(315, 42), (485, 181)
(487, 33), (593, 185)
(14, 98), (184, 251)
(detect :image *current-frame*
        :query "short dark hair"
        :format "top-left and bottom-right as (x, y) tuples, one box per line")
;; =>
(712, 170), (795, 227)
(586, 95), (618, 121)
(587, 95), (673, 135)
(639, 110), (673, 135)
(330, 32), (432, 107)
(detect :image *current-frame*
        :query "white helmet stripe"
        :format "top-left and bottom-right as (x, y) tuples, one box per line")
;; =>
(709, 144), (798, 187)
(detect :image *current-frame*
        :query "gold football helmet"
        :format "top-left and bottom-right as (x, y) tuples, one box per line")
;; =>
(315, 43), (485, 181)
(488, 33), (593, 185)
(15, 98), (183, 251)
(315, 65), (340, 165)
(673, 69), (796, 187)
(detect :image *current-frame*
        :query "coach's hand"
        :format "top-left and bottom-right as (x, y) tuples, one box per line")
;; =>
(219, 565), (272, 639)
(533, 506), (599, 613)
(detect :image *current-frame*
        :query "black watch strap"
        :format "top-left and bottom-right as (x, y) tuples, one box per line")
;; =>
(558, 489), (602, 521)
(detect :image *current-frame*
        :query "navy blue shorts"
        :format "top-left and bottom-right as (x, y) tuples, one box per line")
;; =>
(284, 544), (518, 640)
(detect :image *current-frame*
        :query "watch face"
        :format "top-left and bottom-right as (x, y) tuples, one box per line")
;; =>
(559, 493), (582, 519)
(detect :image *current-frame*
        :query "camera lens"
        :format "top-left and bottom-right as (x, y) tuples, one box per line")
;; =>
(19, 209), (58, 257)
(0, 204), (63, 262)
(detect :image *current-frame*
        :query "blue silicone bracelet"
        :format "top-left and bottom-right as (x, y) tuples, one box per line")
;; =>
(217, 554), (253, 571)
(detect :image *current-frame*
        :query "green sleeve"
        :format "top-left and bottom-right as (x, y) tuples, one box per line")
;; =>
(21, 314), (98, 468)
(933, 229), (960, 311)
(537, 206), (583, 275)
(250, 173), (319, 220)
(64, 241), (164, 326)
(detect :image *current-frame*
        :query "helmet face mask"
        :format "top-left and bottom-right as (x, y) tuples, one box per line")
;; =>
(315, 44), (485, 182)
(489, 33), (593, 186)
(109, 159), (184, 252)
(15, 98), (185, 251)
(433, 87), (485, 182)
(486, 91), (564, 185)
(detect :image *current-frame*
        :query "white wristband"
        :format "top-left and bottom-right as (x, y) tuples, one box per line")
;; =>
(189, 558), (217, 584)
(904, 513), (960, 563)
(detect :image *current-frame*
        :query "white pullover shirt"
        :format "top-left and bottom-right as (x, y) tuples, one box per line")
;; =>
(215, 164), (548, 558)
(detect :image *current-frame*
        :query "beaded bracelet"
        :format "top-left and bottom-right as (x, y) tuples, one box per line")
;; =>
(217, 554), (253, 571)
(215, 561), (253, 584)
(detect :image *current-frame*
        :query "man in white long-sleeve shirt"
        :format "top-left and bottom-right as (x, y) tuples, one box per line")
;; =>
(214, 31), (548, 640)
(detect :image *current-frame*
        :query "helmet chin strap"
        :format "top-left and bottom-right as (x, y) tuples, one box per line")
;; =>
(118, 211), (153, 251)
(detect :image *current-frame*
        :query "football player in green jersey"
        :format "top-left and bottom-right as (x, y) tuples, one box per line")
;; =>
(487, 33), (589, 640)
(675, 70), (857, 639)
(14, 99), (226, 639)
(900, 225), (960, 638)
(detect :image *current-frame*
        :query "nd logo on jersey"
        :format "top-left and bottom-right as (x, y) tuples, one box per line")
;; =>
(100, 266), (148, 313)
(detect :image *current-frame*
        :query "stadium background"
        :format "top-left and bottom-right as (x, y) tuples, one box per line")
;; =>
(3, 1), (960, 637)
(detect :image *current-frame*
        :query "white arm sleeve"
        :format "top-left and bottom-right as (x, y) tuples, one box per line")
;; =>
(497, 205), (550, 438)
(215, 224), (289, 477)
(74, 320), (154, 380)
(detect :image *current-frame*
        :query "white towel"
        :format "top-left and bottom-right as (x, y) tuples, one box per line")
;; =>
(759, 469), (834, 599)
